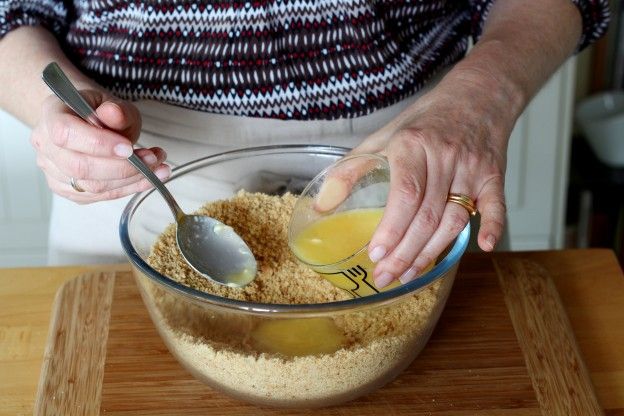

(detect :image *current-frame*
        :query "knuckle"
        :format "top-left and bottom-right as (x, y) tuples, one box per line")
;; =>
(50, 118), (71, 148)
(67, 156), (90, 178)
(88, 131), (108, 154)
(121, 164), (139, 178)
(30, 133), (41, 151)
(394, 175), (422, 209)
(415, 205), (441, 232)
(466, 150), (482, 167)
(445, 212), (468, 235)
(476, 162), (496, 178)
(496, 199), (507, 214)
(415, 253), (435, 270)
(101, 188), (124, 201)
(395, 128), (427, 147)
(375, 226), (403, 245)
(484, 217), (505, 232)
(440, 139), (461, 156)
(135, 179), (152, 192)
(388, 254), (413, 273)
(487, 199), (507, 216)
(87, 181), (109, 194)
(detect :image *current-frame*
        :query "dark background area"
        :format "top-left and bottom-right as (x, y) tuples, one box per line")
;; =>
(566, 0), (624, 265)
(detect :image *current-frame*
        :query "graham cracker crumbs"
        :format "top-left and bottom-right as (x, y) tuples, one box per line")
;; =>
(147, 191), (349, 304)
(144, 190), (451, 406)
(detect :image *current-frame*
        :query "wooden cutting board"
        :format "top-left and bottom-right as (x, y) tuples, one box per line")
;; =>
(34, 255), (603, 415)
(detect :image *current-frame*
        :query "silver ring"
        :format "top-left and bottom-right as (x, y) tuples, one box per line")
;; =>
(70, 177), (85, 193)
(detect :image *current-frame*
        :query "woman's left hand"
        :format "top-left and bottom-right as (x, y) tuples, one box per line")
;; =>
(352, 70), (517, 288)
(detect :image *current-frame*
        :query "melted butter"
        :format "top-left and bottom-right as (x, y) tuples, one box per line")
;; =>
(250, 318), (345, 357)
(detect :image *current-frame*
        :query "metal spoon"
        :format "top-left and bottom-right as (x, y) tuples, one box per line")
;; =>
(42, 62), (257, 287)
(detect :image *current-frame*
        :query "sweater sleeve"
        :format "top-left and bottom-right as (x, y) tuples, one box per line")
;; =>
(0, 0), (69, 40)
(570, 0), (611, 51)
(467, 0), (610, 52)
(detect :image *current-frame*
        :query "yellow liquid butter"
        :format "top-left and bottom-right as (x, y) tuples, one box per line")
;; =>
(292, 208), (402, 297)
(250, 318), (345, 357)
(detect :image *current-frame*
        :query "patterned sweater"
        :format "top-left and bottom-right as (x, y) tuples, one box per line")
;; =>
(0, 0), (610, 120)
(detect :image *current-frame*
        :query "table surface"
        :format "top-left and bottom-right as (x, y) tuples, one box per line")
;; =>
(1, 249), (623, 415)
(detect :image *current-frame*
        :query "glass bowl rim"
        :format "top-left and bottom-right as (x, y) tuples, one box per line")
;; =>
(119, 144), (470, 314)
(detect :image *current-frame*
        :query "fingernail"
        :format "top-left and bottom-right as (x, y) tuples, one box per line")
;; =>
(485, 235), (496, 251)
(375, 272), (395, 288)
(104, 101), (123, 111)
(155, 165), (171, 181)
(143, 152), (157, 164)
(369, 245), (386, 263)
(114, 143), (133, 158)
(399, 266), (419, 284)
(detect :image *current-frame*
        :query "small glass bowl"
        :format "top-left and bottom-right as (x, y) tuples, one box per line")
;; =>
(288, 153), (392, 297)
(120, 145), (469, 408)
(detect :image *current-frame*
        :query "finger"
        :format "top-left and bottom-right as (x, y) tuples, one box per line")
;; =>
(398, 202), (470, 285)
(44, 175), (84, 203)
(84, 164), (171, 202)
(314, 153), (387, 212)
(133, 147), (166, 167)
(75, 162), (170, 194)
(50, 147), (162, 181)
(40, 148), (168, 193)
(373, 150), (452, 286)
(46, 165), (171, 204)
(42, 147), (163, 181)
(96, 99), (142, 143)
(475, 176), (506, 252)
(393, 164), (477, 286)
(62, 163), (170, 194)
(366, 137), (427, 268)
(45, 112), (134, 158)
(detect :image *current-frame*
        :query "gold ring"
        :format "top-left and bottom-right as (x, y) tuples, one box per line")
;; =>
(70, 177), (85, 193)
(447, 193), (477, 216)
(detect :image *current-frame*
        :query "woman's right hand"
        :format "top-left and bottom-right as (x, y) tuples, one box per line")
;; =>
(31, 89), (171, 203)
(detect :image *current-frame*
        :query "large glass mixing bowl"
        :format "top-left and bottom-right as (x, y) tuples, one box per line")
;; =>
(119, 145), (469, 408)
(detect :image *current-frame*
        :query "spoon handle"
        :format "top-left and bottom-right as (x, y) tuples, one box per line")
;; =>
(42, 62), (185, 221)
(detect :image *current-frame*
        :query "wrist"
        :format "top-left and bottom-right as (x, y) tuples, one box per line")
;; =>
(435, 53), (525, 143)
(445, 40), (528, 115)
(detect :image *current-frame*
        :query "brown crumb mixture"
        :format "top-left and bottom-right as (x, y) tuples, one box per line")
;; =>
(144, 190), (450, 406)
(147, 190), (350, 304)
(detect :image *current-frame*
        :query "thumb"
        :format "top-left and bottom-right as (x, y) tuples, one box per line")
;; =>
(314, 153), (389, 212)
(95, 99), (142, 144)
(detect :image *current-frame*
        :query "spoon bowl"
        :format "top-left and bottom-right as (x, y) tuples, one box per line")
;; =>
(176, 215), (256, 286)
(42, 62), (257, 287)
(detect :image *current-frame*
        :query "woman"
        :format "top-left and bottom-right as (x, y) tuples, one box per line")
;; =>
(0, 1), (610, 288)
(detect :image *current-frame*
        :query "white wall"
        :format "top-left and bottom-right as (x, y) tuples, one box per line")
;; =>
(0, 111), (51, 266)
(504, 59), (576, 250)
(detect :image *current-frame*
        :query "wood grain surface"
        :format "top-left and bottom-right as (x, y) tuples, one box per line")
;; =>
(494, 258), (603, 415)
(99, 265), (538, 415)
(2, 251), (623, 415)
(33, 255), (603, 415)
(33, 272), (116, 416)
